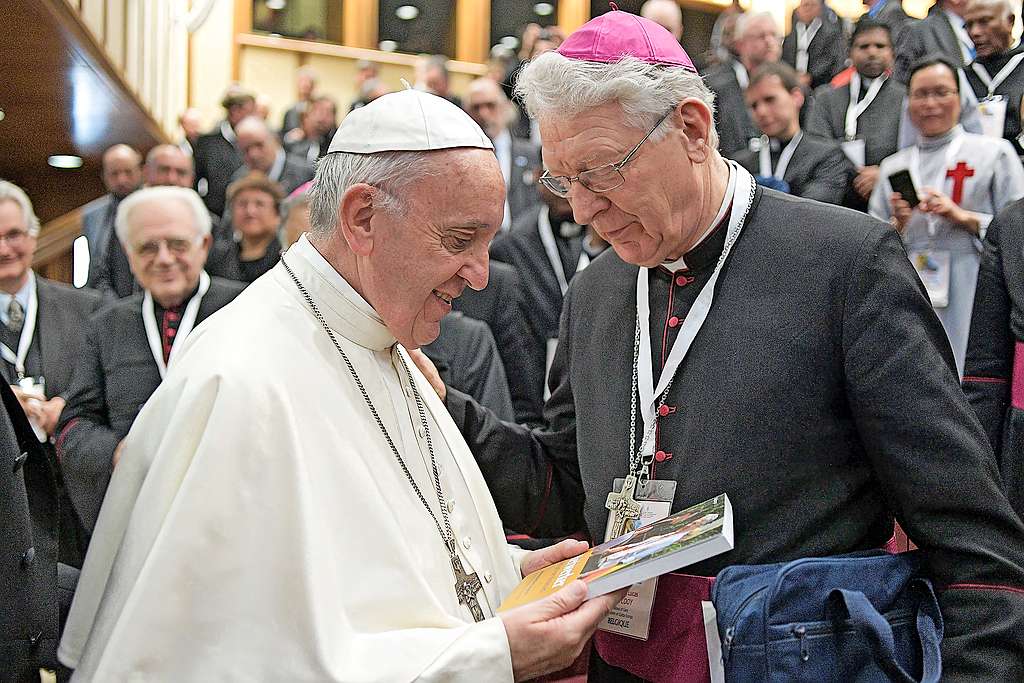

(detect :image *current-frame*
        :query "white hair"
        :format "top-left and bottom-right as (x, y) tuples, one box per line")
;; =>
(0, 180), (40, 237)
(514, 53), (719, 149)
(115, 186), (211, 246)
(308, 151), (438, 236)
(734, 11), (779, 41)
(968, 0), (1014, 17)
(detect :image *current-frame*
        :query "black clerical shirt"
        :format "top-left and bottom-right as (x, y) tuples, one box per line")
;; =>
(966, 43), (1024, 158)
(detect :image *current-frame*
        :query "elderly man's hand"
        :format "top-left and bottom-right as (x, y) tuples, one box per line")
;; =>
(521, 538), (590, 577)
(34, 396), (65, 437)
(853, 166), (880, 199)
(408, 349), (446, 402)
(501, 581), (626, 682)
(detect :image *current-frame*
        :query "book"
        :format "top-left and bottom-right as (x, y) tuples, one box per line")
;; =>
(498, 493), (733, 611)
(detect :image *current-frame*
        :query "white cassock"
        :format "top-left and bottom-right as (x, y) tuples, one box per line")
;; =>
(59, 235), (527, 681)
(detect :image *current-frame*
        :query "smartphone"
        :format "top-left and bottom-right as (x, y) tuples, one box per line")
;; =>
(887, 169), (920, 208)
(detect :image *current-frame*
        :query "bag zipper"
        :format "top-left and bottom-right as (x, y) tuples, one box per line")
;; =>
(722, 586), (768, 661)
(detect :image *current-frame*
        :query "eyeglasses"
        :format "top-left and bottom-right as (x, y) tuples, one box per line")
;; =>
(0, 230), (29, 247)
(908, 88), (958, 102)
(539, 109), (673, 198)
(132, 236), (201, 258)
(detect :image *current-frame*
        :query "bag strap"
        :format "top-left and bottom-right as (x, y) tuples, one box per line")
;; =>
(827, 579), (943, 683)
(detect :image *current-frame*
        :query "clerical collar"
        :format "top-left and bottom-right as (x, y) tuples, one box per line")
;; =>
(919, 124), (964, 151)
(152, 280), (201, 317)
(268, 148), (286, 182)
(0, 270), (33, 327)
(661, 162), (736, 272)
(220, 120), (237, 145)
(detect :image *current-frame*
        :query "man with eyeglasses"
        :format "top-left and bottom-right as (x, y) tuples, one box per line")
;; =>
(870, 55), (1024, 376)
(56, 186), (243, 538)
(416, 11), (1024, 681)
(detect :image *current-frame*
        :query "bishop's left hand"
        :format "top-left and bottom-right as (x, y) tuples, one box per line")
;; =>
(521, 539), (591, 577)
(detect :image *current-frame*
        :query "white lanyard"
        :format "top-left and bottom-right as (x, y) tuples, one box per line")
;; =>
(908, 129), (965, 237)
(0, 274), (38, 381)
(795, 19), (821, 73)
(538, 206), (590, 295)
(633, 163), (753, 456)
(758, 131), (803, 180)
(732, 60), (749, 90)
(142, 271), (211, 379)
(845, 73), (887, 140)
(971, 53), (1024, 99)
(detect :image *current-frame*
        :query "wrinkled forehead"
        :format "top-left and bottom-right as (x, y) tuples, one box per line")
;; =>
(128, 199), (200, 238)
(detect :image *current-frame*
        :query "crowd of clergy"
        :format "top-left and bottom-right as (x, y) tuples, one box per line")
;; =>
(6, 0), (1024, 680)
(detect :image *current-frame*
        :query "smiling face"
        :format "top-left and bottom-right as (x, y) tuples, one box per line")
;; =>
(360, 148), (505, 349)
(0, 200), (36, 293)
(850, 27), (893, 79)
(124, 199), (210, 308)
(908, 63), (961, 138)
(539, 102), (711, 267)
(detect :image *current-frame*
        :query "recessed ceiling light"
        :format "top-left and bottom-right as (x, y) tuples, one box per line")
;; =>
(379, 40), (399, 52)
(395, 5), (419, 20)
(48, 155), (83, 169)
(533, 3), (554, 16)
(265, 0), (286, 10)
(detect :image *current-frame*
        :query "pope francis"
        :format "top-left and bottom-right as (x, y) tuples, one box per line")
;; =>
(58, 90), (621, 681)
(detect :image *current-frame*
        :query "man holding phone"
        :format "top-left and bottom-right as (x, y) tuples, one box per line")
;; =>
(869, 55), (1024, 375)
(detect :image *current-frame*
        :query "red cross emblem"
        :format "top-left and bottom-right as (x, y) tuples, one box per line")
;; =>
(946, 162), (975, 205)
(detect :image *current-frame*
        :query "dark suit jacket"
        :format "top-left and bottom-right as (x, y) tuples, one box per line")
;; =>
(422, 312), (514, 422)
(80, 195), (114, 271)
(491, 206), (586, 418)
(705, 60), (760, 156)
(193, 124), (244, 217)
(81, 194), (137, 299)
(874, 0), (913, 43)
(894, 5), (964, 83)
(453, 260), (541, 425)
(730, 132), (856, 205)
(506, 136), (542, 229)
(55, 277), (245, 534)
(0, 379), (59, 679)
(782, 15), (849, 90)
(448, 187), (1024, 680)
(28, 278), (104, 400)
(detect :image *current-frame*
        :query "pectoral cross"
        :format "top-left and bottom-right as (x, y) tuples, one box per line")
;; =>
(451, 555), (485, 622)
(605, 474), (643, 539)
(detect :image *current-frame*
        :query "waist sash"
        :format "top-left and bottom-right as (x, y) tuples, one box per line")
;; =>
(1013, 341), (1024, 410)
(594, 573), (715, 683)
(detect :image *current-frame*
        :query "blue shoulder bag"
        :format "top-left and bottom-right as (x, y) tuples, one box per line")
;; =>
(712, 550), (943, 682)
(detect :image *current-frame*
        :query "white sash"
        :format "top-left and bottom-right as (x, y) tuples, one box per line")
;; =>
(971, 53), (1024, 98)
(731, 60), (749, 90)
(759, 131), (804, 180)
(538, 206), (590, 295)
(795, 19), (822, 73)
(908, 128), (966, 237)
(142, 271), (211, 379)
(633, 164), (753, 455)
(845, 73), (887, 140)
(0, 272), (38, 381)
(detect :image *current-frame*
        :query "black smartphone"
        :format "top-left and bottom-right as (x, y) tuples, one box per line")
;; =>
(887, 169), (920, 208)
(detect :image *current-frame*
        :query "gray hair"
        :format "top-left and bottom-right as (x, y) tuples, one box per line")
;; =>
(115, 186), (211, 245)
(308, 151), (437, 236)
(734, 12), (779, 41)
(514, 53), (719, 149)
(967, 0), (1014, 17)
(0, 180), (40, 237)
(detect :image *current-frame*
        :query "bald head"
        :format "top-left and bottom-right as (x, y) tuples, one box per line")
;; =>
(178, 108), (203, 143)
(102, 144), (142, 199)
(641, 0), (683, 41)
(144, 145), (195, 188)
(234, 116), (280, 174)
(464, 78), (513, 139)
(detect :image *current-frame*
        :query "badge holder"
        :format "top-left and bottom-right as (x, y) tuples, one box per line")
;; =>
(909, 249), (951, 308)
(977, 96), (1007, 139)
(600, 477), (677, 640)
(14, 376), (48, 442)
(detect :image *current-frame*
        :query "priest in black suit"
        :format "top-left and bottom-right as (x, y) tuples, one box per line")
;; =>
(192, 87), (255, 217)
(704, 11), (782, 156)
(57, 187), (244, 536)
(782, 0), (848, 90)
(0, 181), (103, 569)
(807, 18), (907, 211)
(895, 0), (973, 82)
(731, 62), (855, 205)
(964, 0), (1024, 158)
(422, 12), (1024, 680)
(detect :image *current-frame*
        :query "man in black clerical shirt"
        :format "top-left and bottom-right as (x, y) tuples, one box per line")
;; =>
(807, 18), (907, 211)
(964, 0), (1024, 159)
(82, 144), (143, 300)
(732, 62), (855, 205)
(193, 86), (255, 217)
(58, 187), (243, 538)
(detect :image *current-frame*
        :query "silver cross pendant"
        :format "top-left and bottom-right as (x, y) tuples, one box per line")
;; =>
(451, 555), (485, 622)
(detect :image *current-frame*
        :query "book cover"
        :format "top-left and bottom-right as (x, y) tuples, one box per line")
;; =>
(499, 493), (733, 611)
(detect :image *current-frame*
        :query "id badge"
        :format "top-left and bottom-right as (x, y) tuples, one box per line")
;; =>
(978, 97), (1007, 139)
(840, 138), (866, 168)
(910, 249), (951, 308)
(599, 478), (677, 640)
